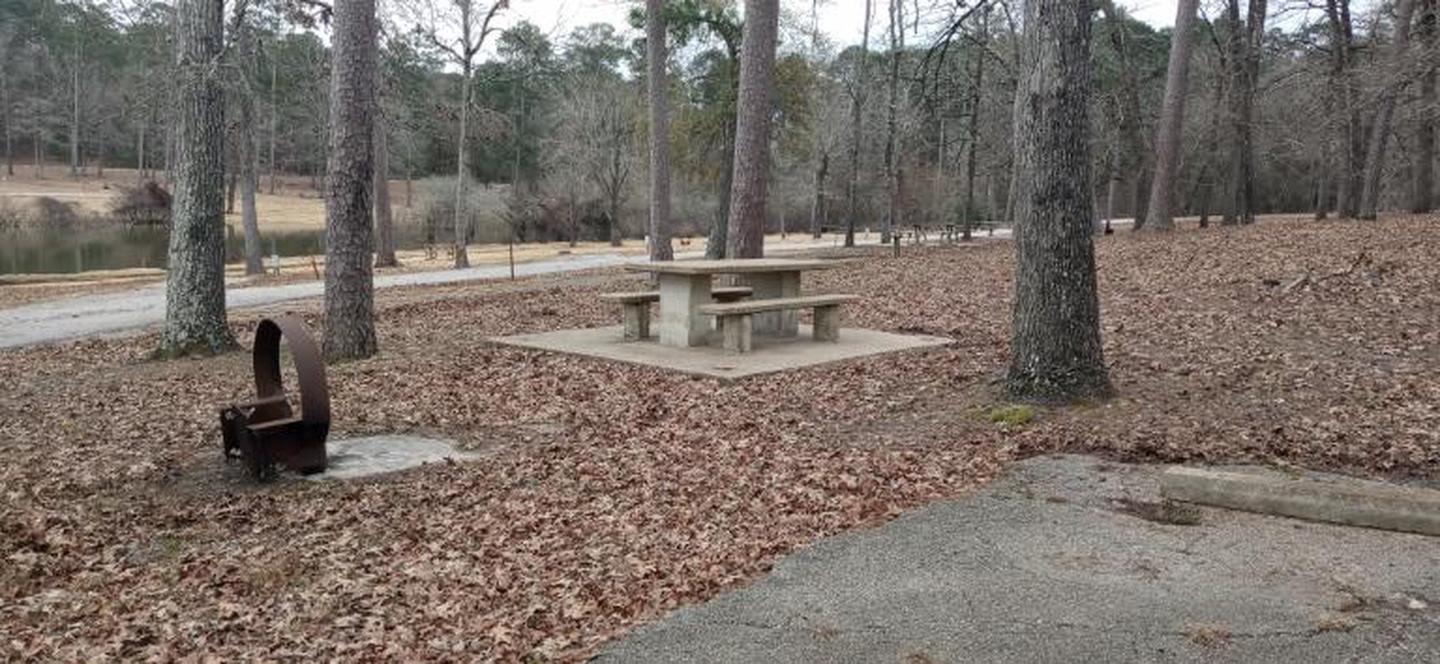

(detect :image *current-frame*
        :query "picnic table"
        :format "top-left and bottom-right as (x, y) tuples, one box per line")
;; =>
(624, 258), (842, 348)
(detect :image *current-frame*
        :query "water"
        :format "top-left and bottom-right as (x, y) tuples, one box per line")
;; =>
(0, 223), (431, 275)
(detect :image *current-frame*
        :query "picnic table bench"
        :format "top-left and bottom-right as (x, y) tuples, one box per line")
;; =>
(701, 294), (860, 353)
(601, 286), (753, 341)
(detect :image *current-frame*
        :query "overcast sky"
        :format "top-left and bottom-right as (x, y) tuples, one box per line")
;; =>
(490, 1), (1181, 53)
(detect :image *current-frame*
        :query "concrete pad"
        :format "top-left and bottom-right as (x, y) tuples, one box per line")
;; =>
(304, 435), (475, 481)
(596, 455), (1440, 663)
(488, 325), (952, 378)
(1161, 466), (1440, 537)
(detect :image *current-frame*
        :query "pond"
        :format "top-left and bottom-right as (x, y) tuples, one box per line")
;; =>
(0, 223), (432, 275)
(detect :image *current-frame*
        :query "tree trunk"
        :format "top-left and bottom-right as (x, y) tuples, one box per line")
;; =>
(405, 145), (414, 209)
(1413, 0), (1437, 212)
(226, 170), (238, 213)
(137, 120), (147, 180)
(1222, 0), (1266, 225)
(34, 125), (43, 179)
(725, 0), (780, 260)
(706, 135), (733, 258)
(1326, 0), (1362, 218)
(70, 38), (80, 178)
(1099, 0), (1151, 229)
(268, 58), (279, 195)
(646, 0), (675, 261)
(1143, 0), (1200, 231)
(2, 67), (12, 177)
(236, 21), (264, 276)
(1360, 0), (1418, 219)
(1005, 0), (1111, 402)
(374, 108), (397, 267)
(567, 193), (578, 247)
(810, 151), (828, 238)
(962, 7), (989, 241)
(158, 0), (237, 357)
(323, 0), (378, 362)
(453, 60), (472, 268)
(845, 0), (874, 248)
(608, 195), (622, 247)
(881, 0), (902, 246)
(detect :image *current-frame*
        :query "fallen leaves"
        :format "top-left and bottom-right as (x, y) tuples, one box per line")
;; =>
(0, 216), (1437, 660)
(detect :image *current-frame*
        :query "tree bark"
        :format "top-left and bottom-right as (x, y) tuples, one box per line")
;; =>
(69, 37), (80, 178)
(323, 0), (378, 362)
(453, 58), (472, 268)
(1326, 0), (1362, 218)
(1222, 0), (1266, 226)
(962, 7), (989, 242)
(2, 66), (12, 176)
(158, 0), (236, 357)
(706, 135), (733, 258)
(1005, 0), (1111, 402)
(810, 151), (828, 238)
(374, 107), (397, 267)
(646, 0), (675, 261)
(881, 0), (902, 246)
(1099, 0), (1151, 229)
(1360, 0), (1419, 220)
(268, 57), (279, 195)
(1412, 0), (1437, 212)
(1143, 0), (1200, 231)
(844, 0), (874, 248)
(608, 194), (622, 247)
(236, 20), (263, 276)
(725, 0), (781, 259)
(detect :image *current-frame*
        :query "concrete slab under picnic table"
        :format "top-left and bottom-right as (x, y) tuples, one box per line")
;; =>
(488, 325), (952, 379)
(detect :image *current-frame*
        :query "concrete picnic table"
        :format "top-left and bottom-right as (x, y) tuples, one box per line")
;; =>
(625, 258), (841, 348)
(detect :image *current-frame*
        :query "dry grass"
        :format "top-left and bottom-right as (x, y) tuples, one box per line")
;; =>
(1, 164), (416, 231)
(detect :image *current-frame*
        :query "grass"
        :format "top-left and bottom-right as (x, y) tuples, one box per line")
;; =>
(983, 404), (1039, 427)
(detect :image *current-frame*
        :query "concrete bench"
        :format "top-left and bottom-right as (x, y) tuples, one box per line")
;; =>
(699, 294), (860, 353)
(601, 286), (753, 341)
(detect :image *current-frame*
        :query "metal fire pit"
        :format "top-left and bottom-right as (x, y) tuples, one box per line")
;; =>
(219, 316), (330, 481)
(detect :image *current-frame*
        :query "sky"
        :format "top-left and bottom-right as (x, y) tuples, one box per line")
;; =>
(491, 0), (1181, 52)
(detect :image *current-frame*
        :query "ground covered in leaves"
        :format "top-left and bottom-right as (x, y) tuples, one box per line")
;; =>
(2, 217), (1437, 660)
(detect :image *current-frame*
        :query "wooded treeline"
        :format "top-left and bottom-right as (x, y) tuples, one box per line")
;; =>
(3, 0), (1437, 245)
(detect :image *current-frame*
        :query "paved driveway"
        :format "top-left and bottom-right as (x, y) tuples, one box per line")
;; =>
(597, 455), (1440, 663)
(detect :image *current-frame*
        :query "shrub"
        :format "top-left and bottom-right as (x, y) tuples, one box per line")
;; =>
(111, 181), (172, 226)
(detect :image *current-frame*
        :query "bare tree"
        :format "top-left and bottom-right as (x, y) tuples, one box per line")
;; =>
(960, 5), (990, 242)
(158, 0), (236, 357)
(411, 0), (507, 268)
(1143, 0), (1201, 231)
(807, 0), (828, 239)
(844, 0), (873, 248)
(1222, 0), (1267, 226)
(1006, 0), (1110, 402)
(645, 0), (674, 261)
(882, 0), (903, 245)
(1099, 0), (1151, 230)
(1414, 0), (1437, 213)
(1360, 0), (1419, 220)
(555, 76), (636, 248)
(231, 7), (263, 275)
(374, 102), (397, 267)
(726, 0), (781, 259)
(1324, 0), (1362, 218)
(323, 0), (379, 361)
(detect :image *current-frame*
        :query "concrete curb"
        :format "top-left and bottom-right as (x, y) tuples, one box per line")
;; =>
(1160, 466), (1440, 537)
